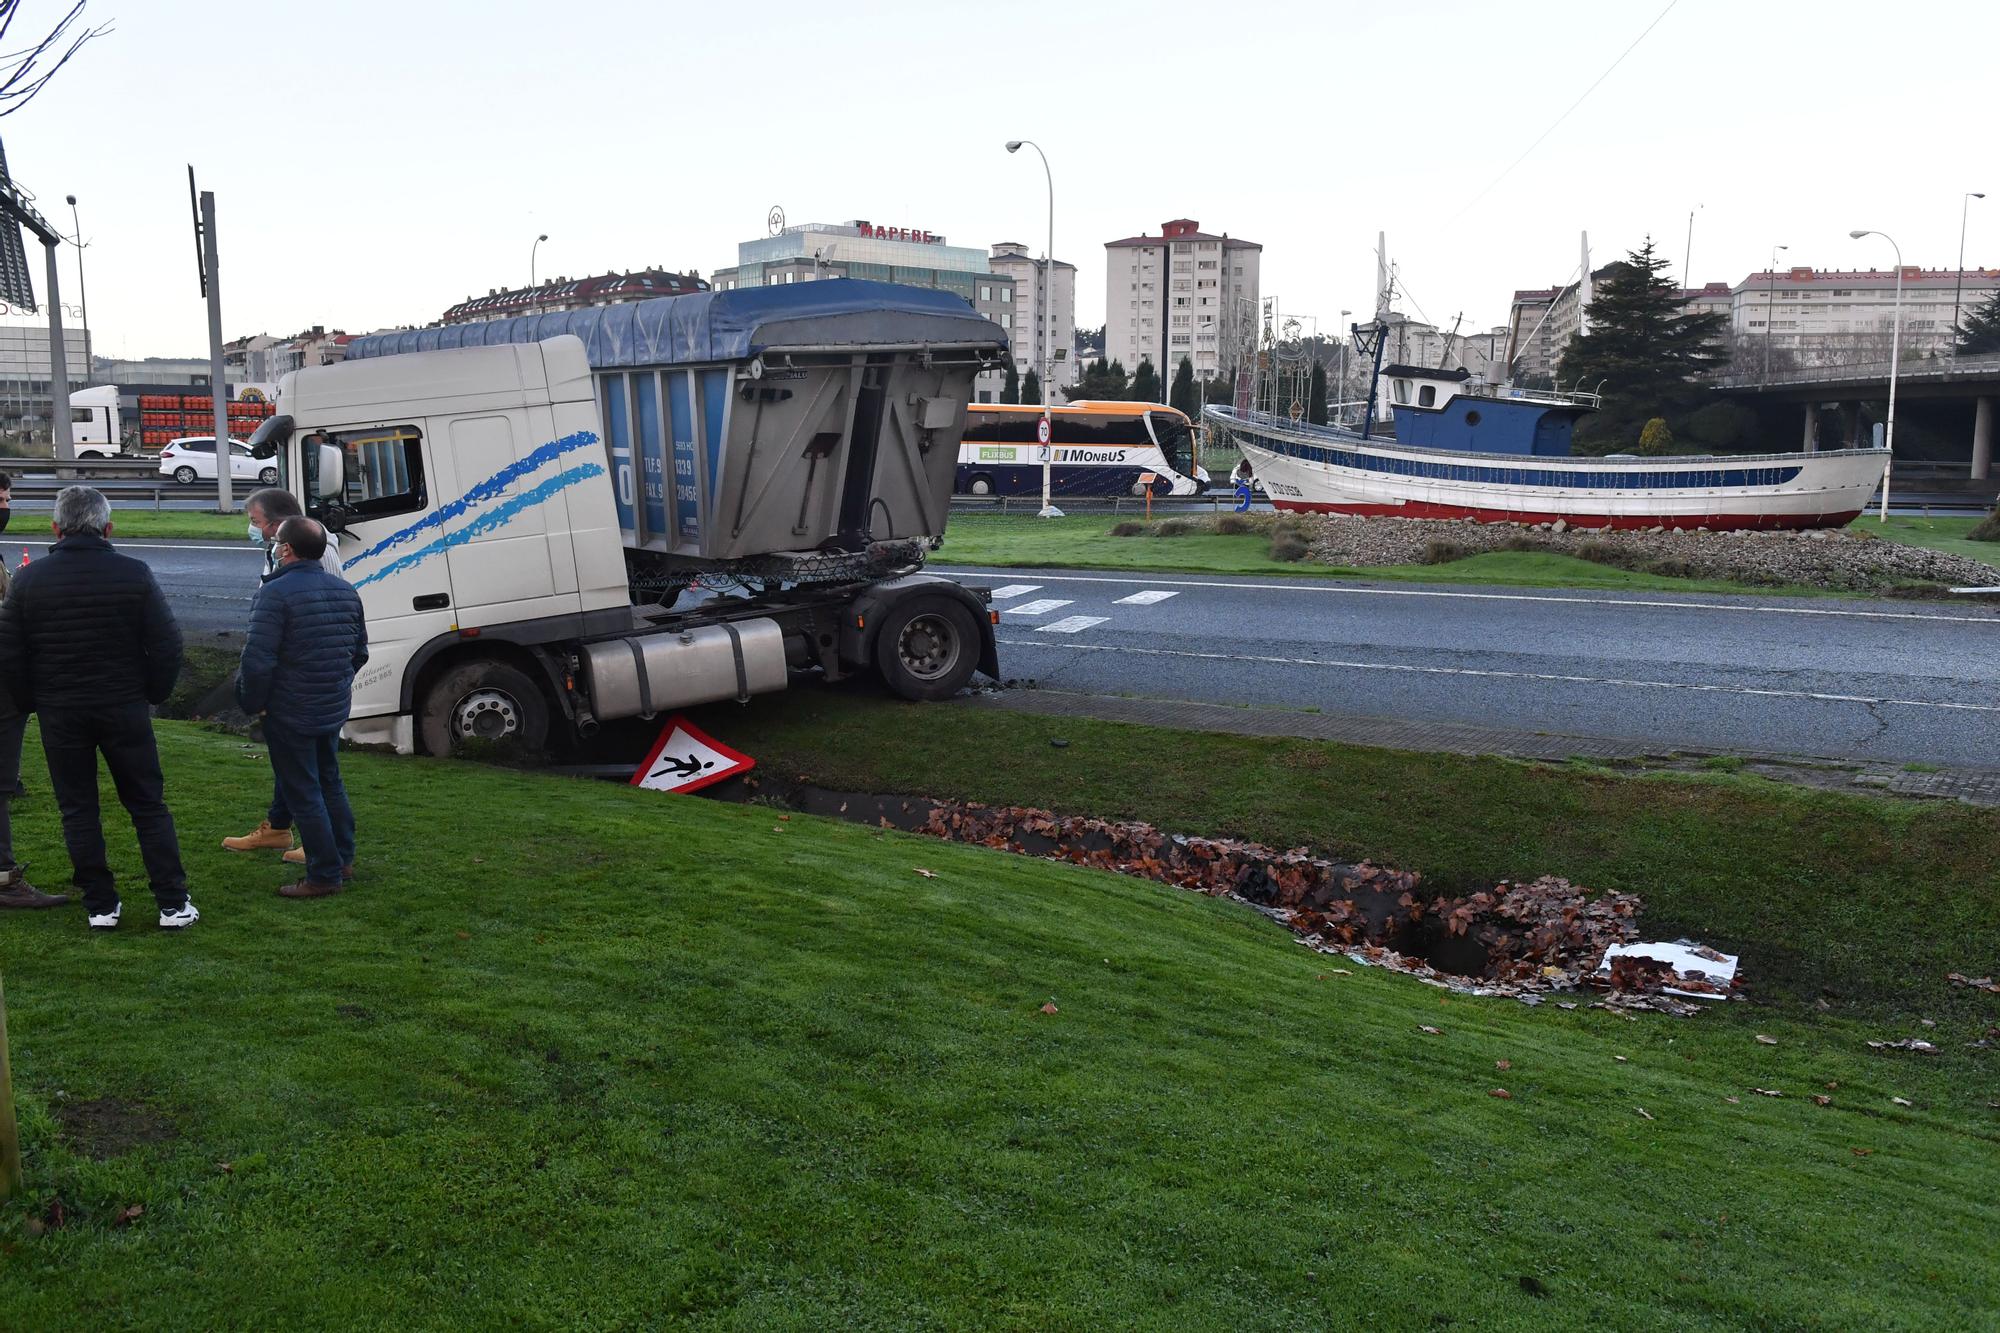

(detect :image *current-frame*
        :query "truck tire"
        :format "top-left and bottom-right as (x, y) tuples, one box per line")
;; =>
(173, 466), (197, 485)
(875, 596), (980, 701)
(418, 659), (550, 758)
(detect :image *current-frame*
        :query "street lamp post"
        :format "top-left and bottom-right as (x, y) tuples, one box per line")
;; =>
(1006, 139), (1061, 518)
(1336, 309), (1351, 427)
(1851, 229), (1905, 521)
(63, 192), (88, 370)
(531, 233), (548, 291)
(1951, 192), (1985, 365)
(1761, 244), (1787, 387)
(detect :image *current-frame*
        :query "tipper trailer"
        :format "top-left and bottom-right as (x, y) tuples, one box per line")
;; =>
(251, 281), (1009, 756)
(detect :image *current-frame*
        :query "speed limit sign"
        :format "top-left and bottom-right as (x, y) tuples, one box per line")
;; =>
(1037, 415), (1052, 445)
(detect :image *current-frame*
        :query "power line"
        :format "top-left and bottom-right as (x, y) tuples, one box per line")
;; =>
(1451, 0), (1680, 220)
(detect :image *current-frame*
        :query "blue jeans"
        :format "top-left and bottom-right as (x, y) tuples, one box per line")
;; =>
(263, 719), (353, 884)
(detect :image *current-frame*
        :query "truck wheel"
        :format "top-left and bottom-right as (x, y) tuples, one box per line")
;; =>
(418, 660), (550, 758)
(875, 597), (980, 701)
(967, 474), (994, 496)
(173, 466), (197, 485)
(259, 467), (279, 485)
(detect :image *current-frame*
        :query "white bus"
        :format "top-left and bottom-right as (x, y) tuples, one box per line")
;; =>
(958, 402), (1208, 497)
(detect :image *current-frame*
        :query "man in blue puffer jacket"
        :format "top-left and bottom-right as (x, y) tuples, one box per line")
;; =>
(238, 516), (368, 899)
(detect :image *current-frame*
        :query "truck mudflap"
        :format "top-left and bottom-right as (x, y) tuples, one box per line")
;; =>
(839, 574), (999, 683)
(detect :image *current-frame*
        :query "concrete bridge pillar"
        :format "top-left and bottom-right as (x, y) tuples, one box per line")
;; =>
(1802, 402), (1819, 452)
(1975, 396), (1994, 481)
(1844, 402), (1865, 448)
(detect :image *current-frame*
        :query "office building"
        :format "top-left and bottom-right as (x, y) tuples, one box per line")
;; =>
(0, 321), (90, 442)
(1104, 218), (1262, 385)
(1732, 265), (1999, 366)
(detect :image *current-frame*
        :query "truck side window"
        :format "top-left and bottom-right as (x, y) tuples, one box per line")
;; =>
(326, 425), (426, 518)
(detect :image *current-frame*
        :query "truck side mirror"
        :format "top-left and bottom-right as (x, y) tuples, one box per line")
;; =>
(315, 443), (345, 499)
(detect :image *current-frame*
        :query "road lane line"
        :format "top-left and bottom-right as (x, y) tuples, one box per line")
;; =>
(1007, 598), (1073, 617)
(994, 637), (2000, 714)
(1114, 590), (1180, 605)
(20, 540), (259, 554)
(988, 584), (1042, 600)
(1037, 615), (1110, 634)
(945, 569), (2000, 625)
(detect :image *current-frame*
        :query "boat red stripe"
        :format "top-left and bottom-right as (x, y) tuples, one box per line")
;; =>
(1269, 499), (1863, 532)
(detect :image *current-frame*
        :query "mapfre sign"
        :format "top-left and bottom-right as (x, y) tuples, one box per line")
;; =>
(854, 220), (943, 244)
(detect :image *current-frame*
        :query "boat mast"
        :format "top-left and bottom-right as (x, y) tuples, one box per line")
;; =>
(1360, 232), (1393, 440)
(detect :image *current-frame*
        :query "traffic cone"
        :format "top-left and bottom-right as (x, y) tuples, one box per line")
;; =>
(16, 547), (25, 567)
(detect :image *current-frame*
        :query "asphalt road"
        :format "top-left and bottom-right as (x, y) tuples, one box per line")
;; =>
(36, 537), (2000, 769)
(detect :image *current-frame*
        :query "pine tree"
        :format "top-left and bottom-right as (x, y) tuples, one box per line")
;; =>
(1129, 359), (1161, 403)
(1064, 357), (1128, 403)
(1556, 239), (1729, 453)
(1001, 362), (1020, 405)
(1169, 357), (1198, 419)
(1308, 361), (1329, 425)
(1022, 368), (1041, 406)
(1953, 289), (2000, 356)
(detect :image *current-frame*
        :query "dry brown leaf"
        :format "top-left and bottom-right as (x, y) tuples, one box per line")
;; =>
(1634, 1107), (1654, 1121)
(1825, 1081), (1840, 1090)
(1489, 1088), (1512, 1099)
(1812, 1095), (1832, 1106)
(216, 1161), (233, 1175)
(1754, 1034), (1778, 1046)
(1038, 1002), (1059, 1015)
(1754, 1088), (1783, 1097)
(113, 1204), (144, 1228)
(913, 868), (938, 879)
(1418, 1025), (1444, 1035)
(1852, 1147), (1873, 1157)
(1495, 1059), (1512, 1071)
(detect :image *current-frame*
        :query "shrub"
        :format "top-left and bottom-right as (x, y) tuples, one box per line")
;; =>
(1269, 530), (1310, 562)
(1109, 521), (1148, 537)
(1635, 418), (1677, 456)
(1970, 507), (2000, 543)
(1574, 539), (1642, 570)
(1681, 400), (1759, 449)
(1422, 539), (1472, 565)
(1153, 518), (1199, 537)
(1215, 513), (1256, 536)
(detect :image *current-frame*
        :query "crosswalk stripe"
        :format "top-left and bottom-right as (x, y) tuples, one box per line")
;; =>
(1008, 598), (1073, 616)
(1037, 615), (1109, 634)
(988, 584), (1041, 600)
(1113, 590), (1179, 606)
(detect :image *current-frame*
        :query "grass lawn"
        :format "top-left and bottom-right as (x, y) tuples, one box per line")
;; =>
(102, 511), (248, 540)
(937, 514), (1821, 596)
(1867, 515), (2000, 576)
(2, 718), (1997, 1327)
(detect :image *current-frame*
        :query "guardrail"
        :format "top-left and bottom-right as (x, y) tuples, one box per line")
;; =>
(949, 493), (1241, 515)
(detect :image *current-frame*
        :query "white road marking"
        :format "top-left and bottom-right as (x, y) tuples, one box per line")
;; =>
(20, 539), (258, 554)
(987, 584), (1042, 600)
(1007, 598), (1073, 617)
(1036, 616), (1110, 634)
(938, 568), (2000, 626)
(995, 637), (2000, 715)
(1113, 590), (1180, 606)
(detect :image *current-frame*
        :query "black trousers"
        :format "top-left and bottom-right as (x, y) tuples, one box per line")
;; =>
(39, 703), (188, 914)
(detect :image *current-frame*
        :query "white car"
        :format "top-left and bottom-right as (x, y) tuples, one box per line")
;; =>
(157, 437), (280, 487)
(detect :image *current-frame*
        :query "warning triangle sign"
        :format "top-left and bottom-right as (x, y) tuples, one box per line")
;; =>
(630, 716), (755, 794)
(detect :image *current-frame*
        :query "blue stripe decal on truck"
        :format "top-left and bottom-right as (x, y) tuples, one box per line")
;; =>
(349, 462), (606, 590)
(342, 429), (600, 570)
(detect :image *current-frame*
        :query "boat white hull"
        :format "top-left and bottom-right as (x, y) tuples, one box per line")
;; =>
(1215, 410), (1888, 531)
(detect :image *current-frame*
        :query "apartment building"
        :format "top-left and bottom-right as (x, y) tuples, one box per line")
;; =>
(1105, 218), (1261, 384)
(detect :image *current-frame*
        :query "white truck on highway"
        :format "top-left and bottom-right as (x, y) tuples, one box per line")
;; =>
(249, 281), (1007, 755)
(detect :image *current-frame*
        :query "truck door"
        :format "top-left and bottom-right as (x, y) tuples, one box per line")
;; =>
(443, 411), (558, 614)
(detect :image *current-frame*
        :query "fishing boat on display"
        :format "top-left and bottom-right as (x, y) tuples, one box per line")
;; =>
(1207, 326), (1889, 533)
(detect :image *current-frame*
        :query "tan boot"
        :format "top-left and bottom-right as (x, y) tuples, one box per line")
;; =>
(223, 820), (294, 853)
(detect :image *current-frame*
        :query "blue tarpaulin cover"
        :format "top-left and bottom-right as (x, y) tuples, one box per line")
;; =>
(343, 280), (1005, 369)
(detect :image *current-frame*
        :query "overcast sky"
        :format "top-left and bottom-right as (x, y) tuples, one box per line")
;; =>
(9, 0), (1998, 360)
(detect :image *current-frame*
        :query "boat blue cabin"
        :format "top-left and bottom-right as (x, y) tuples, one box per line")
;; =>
(1381, 365), (1596, 457)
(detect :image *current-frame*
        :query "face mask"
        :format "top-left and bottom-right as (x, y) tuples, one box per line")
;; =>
(249, 522), (267, 544)
(0, 509), (11, 534)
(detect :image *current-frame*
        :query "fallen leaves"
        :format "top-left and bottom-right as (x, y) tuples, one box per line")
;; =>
(1947, 972), (2000, 994)
(1724, 1096), (1741, 1104)
(1038, 1002), (1059, 1015)
(1418, 1025), (1444, 1035)
(912, 868), (937, 880)
(1495, 1059), (1512, 1071)
(1754, 1034), (1778, 1046)
(1866, 1038), (1938, 1053)
(1753, 1088), (1783, 1098)
(113, 1204), (144, 1228)
(1851, 1147), (1874, 1157)
(1489, 1088), (1513, 1100)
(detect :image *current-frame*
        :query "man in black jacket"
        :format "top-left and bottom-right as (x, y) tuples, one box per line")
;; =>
(0, 486), (197, 930)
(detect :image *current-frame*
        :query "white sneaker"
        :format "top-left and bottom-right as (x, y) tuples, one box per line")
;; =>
(158, 900), (200, 930)
(88, 903), (122, 930)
